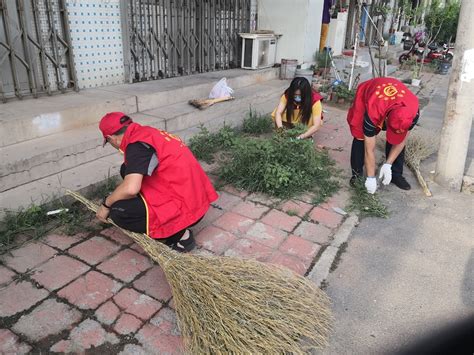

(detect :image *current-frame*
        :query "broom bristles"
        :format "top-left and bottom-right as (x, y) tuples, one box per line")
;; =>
(376, 129), (438, 169)
(67, 190), (333, 353)
(188, 99), (212, 110)
(377, 129), (438, 196)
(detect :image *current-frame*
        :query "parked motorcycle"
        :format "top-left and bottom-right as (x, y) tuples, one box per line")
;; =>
(399, 42), (453, 64)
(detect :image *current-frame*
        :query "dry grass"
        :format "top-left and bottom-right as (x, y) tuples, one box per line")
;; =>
(404, 129), (438, 170)
(377, 129), (439, 196)
(67, 191), (333, 354)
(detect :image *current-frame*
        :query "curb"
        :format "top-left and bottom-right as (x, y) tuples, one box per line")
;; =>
(307, 214), (359, 287)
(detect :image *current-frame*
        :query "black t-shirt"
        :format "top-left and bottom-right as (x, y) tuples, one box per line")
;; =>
(120, 142), (159, 177)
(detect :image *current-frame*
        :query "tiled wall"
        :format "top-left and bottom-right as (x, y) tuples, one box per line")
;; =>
(66, 0), (125, 89)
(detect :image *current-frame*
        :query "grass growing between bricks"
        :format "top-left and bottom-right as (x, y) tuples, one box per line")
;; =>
(189, 113), (340, 202)
(0, 177), (119, 253)
(348, 178), (389, 218)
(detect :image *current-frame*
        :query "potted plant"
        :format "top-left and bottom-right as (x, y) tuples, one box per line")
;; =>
(411, 64), (421, 87)
(314, 51), (331, 76)
(333, 84), (355, 104)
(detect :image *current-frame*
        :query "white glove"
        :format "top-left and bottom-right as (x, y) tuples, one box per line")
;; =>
(379, 163), (392, 185)
(365, 177), (377, 194)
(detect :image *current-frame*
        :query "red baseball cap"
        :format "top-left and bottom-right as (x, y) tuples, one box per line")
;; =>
(99, 112), (133, 146)
(386, 107), (415, 145)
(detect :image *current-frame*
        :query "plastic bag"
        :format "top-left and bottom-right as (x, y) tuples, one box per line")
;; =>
(209, 78), (234, 99)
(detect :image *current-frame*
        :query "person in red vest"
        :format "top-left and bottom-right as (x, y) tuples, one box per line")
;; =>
(347, 77), (419, 194)
(272, 77), (324, 139)
(96, 112), (218, 252)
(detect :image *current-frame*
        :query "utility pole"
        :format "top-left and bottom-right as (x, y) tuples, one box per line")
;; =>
(434, 0), (474, 191)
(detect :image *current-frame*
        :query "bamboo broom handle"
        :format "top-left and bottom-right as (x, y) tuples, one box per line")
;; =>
(413, 168), (432, 197)
(205, 96), (234, 104)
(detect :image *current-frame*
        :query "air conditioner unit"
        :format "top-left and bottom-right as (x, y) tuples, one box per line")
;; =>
(239, 33), (278, 70)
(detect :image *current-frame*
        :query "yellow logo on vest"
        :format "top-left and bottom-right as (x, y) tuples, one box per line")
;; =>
(375, 83), (404, 101)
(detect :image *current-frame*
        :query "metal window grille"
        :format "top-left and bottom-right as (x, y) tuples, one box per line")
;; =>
(122, 0), (250, 83)
(0, 0), (77, 102)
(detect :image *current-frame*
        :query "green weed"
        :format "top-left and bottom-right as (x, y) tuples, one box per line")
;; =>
(218, 125), (340, 200)
(347, 178), (389, 218)
(286, 210), (299, 217)
(242, 108), (273, 135)
(0, 176), (118, 253)
(189, 124), (237, 163)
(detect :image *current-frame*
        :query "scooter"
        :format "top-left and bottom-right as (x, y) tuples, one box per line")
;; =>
(399, 42), (453, 64)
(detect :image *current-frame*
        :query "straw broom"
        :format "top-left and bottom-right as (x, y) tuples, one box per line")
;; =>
(377, 129), (438, 196)
(67, 190), (332, 354)
(404, 130), (438, 197)
(189, 96), (234, 110)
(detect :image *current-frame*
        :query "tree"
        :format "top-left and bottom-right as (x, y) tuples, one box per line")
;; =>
(424, 0), (460, 44)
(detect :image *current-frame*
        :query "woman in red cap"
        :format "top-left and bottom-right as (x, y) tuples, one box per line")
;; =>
(272, 77), (324, 140)
(347, 77), (419, 194)
(96, 112), (218, 252)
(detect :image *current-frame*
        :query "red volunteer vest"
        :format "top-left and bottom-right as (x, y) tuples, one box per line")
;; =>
(347, 77), (418, 139)
(120, 123), (218, 238)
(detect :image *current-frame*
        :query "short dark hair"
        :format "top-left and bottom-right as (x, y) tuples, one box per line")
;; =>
(112, 115), (132, 136)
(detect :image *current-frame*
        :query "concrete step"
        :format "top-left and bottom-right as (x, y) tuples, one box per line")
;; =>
(0, 154), (123, 215)
(102, 67), (279, 112)
(143, 79), (287, 132)
(0, 68), (278, 147)
(0, 86), (283, 215)
(174, 93), (282, 143)
(1, 79), (286, 193)
(0, 113), (166, 193)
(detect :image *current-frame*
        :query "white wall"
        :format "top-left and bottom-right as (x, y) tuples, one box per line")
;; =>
(304, 0), (324, 64)
(257, 0), (324, 67)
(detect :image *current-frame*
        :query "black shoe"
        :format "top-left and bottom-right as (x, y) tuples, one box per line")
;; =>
(171, 229), (195, 253)
(391, 175), (411, 190)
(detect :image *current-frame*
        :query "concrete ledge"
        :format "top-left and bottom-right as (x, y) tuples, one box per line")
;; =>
(0, 90), (138, 147)
(0, 114), (166, 193)
(0, 75), (283, 213)
(174, 92), (282, 143)
(0, 155), (122, 215)
(145, 81), (286, 132)
(307, 215), (359, 286)
(0, 68), (279, 147)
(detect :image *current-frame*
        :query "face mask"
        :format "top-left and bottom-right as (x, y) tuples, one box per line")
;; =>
(294, 95), (302, 103)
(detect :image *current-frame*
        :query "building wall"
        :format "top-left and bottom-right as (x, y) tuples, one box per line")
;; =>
(66, 0), (125, 89)
(304, 0), (324, 64)
(256, 0), (324, 67)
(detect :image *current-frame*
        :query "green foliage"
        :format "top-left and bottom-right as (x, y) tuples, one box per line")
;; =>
(0, 202), (95, 253)
(373, 3), (391, 19)
(399, 0), (424, 26)
(189, 124), (237, 163)
(219, 125), (339, 200)
(425, 0), (460, 44)
(348, 178), (389, 218)
(242, 108), (273, 135)
(0, 205), (49, 249)
(0, 175), (118, 252)
(334, 84), (355, 101)
(190, 119), (339, 201)
(314, 51), (331, 69)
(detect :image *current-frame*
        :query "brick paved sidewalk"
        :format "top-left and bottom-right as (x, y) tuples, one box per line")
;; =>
(0, 106), (352, 354)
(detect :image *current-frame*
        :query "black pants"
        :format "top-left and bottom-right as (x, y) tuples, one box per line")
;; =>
(350, 138), (405, 178)
(109, 165), (200, 244)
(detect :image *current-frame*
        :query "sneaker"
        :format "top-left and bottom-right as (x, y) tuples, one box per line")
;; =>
(171, 230), (195, 253)
(391, 175), (411, 190)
